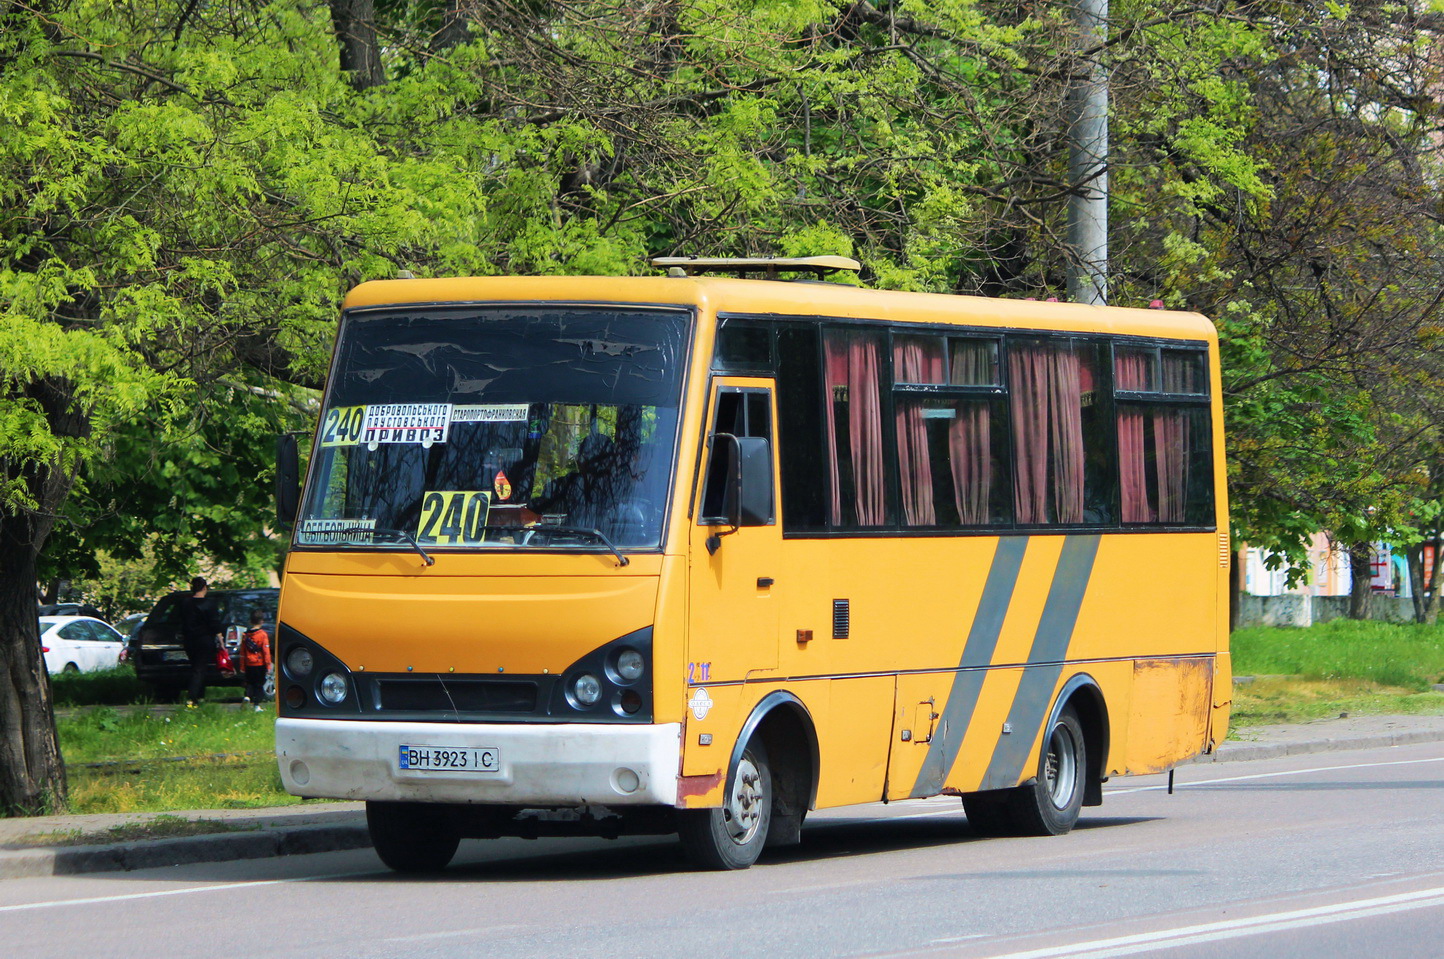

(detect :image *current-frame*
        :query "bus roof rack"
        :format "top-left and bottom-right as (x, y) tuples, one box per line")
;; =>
(650, 255), (862, 279)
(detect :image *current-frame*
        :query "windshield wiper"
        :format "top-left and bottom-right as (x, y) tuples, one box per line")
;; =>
(344, 527), (434, 567)
(525, 525), (631, 567)
(339, 525), (630, 568)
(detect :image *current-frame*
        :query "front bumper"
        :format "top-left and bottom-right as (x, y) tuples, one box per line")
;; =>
(276, 718), (681, 806)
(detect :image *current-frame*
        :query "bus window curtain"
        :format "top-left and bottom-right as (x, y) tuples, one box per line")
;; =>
(1115, 350), (1154, 523)
(824, 330), (886, 526)
(950, 340), (993, 525)
(1010, 342), (1084, 525)
(1155, 354), (1193, 522)
(893, 336), (945, 526)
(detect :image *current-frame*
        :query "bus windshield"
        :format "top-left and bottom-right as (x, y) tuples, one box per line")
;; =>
(297, 306), (690, 552)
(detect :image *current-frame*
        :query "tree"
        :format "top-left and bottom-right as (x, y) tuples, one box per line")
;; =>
(1107, 2), (1444, 590)
(0, 0), (488, 812)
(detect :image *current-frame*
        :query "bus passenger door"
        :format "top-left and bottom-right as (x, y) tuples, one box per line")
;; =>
(688, 381), (782, 693)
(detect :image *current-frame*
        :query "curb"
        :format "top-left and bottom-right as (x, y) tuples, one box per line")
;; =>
(0, 823), (370, 881)
(1193, 727), (1444, 764)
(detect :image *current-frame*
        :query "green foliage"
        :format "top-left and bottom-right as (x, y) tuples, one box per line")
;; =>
(50, 666), (148, 708)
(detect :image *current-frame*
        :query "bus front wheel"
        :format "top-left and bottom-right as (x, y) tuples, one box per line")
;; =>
(677, 741), (772, 870)
(366, 801), (461, 873)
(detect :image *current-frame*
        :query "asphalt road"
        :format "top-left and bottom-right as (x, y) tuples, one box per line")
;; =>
(5, 742), (1444, 959)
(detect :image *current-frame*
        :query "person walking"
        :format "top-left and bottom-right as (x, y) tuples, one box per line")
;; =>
(178, 576), (222, 705)
(239, 608), (273, 710)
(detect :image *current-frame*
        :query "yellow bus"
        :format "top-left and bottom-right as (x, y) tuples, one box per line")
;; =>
(274, 256), (1230, 872)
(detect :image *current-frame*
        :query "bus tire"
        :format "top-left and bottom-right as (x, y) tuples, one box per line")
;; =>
(366, 801), (460, 873)
(1010, 705), (1087, 836)
(961, 792), (1016, 837)
(677, 740), (772, 870)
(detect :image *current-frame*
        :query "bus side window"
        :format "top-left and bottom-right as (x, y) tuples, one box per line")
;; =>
(701, 389), (773, 524)
(822, 328), (891, 528)
(1007, 337), (1115, 526)
(777, 325), (827, 532)
(1114, 345), (1213, 525)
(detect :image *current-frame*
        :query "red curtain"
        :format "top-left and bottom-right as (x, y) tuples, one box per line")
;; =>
(1155, 354), (1193, 522)
(1115, 350), (1153, 523)
(1116, 349), (1193, 524)
(824, 330), (886, 526)
(949, 340), (994, 525)
(1010, 343), (1084, 524)
(893, 337), (945, 525)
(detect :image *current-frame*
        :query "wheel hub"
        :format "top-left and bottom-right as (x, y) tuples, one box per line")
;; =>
(724, 756), (764, 844)
(1044, 724), (1078, 809)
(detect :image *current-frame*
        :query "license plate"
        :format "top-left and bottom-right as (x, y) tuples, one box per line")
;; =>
(397, 745), (500, 773)
(162, 650), (188, 662)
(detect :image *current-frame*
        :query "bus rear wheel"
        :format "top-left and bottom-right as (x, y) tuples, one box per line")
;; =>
(962, 705), (1087, 837)
(677, 741), (772, 870)
(366, 801), (461, 873)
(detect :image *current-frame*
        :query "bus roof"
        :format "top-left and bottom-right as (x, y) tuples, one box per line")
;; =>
(341, 275), (1216, 342)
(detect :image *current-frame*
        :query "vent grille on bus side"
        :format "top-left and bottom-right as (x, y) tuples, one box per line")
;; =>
(1219, 533), (1231, 568)
(377, 679), (538, 712)
(833, 599), (850, 639)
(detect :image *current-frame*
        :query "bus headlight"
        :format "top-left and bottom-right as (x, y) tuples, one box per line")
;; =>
(318, 672), (349, 705)
(286, 646), (314, 678)
(572, 673), (602, 707)
(615, 649), (645, 682)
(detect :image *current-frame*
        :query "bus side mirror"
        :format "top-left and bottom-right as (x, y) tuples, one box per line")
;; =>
(276, 433), (300, 530)
(713, 433), (773, 527)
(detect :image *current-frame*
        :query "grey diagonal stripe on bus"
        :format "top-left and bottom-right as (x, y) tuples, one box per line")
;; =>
(909, 536), (1029, 798)
(977, 534), (1101, 793)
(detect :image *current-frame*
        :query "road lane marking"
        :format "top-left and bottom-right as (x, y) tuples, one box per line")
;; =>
(0, 868), (384, 914)
(1105, 754), (1444, 796)
(384, 924), (528, 943)
(969, 884), (1444, 959)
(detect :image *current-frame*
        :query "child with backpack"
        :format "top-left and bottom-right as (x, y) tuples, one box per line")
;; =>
(240, 608), (273, 710)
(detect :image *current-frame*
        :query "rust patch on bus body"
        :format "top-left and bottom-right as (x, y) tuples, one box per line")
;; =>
(676, 771), (724, 806)
(1125, 656), (1214, 774)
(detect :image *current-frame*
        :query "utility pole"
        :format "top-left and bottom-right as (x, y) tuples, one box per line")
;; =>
(1066, 0), (1108, 305)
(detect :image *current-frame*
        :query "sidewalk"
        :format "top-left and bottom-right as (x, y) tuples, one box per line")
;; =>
(6, 713), (1444, 881)
(0, 802), (368, 880)
(1194, 713), (1444, 763)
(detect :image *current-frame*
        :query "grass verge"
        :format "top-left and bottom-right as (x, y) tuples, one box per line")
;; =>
(1230, 619), (1444, 729)
(1231, 619), (1444, 689)
(10, 814), (244, 848)
(1232, 677), (1444, 729)
(58, 704), (300, 814)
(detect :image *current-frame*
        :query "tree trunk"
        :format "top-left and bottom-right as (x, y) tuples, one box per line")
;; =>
(0, 518), (67, 814)
(1427, 539), (1442, 625)
(1407, 539), (1442, 625)
(431, 0), (470, 53)
(1348, 543), (1373, 620)
(0, 376), (87, 814)
(1407, 543), (1426, 623)
(328, 0), (385, 90)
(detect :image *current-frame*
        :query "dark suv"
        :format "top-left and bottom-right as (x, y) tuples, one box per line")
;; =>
(129, 588), (279, 700)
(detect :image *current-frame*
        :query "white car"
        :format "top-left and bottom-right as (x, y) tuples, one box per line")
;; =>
(38, 616), (126, 674)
